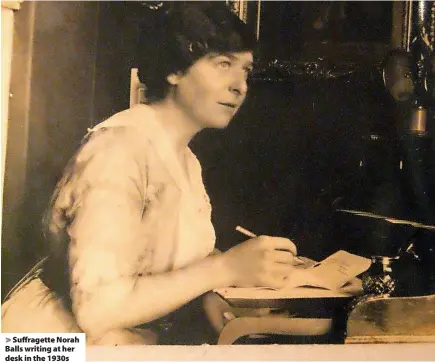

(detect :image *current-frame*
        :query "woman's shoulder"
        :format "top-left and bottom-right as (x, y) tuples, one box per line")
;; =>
(53, 107), (156, 191)
(91, 105), (153, 131)
(89, 105), (153, 139)
(82, 105), (155, 155)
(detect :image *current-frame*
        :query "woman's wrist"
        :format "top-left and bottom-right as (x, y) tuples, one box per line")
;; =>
(206, 253), (235, 289)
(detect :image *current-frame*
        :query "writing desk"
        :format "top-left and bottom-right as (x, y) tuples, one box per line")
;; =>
(211, 283), (362, 344)
(345, 293), (435, 343)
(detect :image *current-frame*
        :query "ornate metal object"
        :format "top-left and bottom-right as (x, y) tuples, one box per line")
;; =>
(361, 256), (398, 297)
(250, 58), (367, 82)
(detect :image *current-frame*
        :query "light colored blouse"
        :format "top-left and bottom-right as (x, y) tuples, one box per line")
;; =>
(1, 104), (216, 342)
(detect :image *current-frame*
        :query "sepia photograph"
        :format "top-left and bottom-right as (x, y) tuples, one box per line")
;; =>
(1, 0), (435, 359)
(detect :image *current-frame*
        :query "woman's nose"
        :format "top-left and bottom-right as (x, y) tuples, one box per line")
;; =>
(229, 73), (248, 96)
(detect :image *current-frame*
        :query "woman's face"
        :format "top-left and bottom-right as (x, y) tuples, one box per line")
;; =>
(170, 51), (254, 129)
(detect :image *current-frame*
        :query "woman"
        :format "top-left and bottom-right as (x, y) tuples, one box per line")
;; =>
(2, 2), (301, 345)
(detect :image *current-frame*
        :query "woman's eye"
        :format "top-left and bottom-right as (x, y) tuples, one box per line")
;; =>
(218, 61), (231, 69)
(244, 67), (253, 75)
(243, 67), (253, 79)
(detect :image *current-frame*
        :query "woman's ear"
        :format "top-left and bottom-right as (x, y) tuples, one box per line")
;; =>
(167, 72), (182, 86)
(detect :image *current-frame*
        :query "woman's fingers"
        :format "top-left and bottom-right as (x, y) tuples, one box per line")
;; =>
(253, 261), (295, 289)
(261, 276), (288, 290)
(221, 235), (302, 288)
(268, 262), (295, 277)
(266, 250), (299, 265)
(257, 236), (298, 257)
(261, 267), (294, 289)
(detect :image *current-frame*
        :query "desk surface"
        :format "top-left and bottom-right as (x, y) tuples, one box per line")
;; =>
(346, 293), (435, 343)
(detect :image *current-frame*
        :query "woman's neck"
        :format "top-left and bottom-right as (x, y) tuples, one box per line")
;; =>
(149, 100), (201, 155)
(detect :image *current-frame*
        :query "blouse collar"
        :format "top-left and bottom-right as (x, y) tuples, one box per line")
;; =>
(133, 105), (202, 193)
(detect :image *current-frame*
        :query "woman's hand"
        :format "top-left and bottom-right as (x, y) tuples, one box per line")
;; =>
(219, 235), (301, 289)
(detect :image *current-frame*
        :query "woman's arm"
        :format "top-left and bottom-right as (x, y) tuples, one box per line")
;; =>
(76, 252), (230, 339)
(76, 235), (299, 340)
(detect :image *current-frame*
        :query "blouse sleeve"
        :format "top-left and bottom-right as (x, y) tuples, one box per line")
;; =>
(47, 127), (148, 315)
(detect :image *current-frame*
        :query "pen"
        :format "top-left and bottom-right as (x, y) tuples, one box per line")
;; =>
(235, 225), (305, 264)
(235, 225), (257, 238)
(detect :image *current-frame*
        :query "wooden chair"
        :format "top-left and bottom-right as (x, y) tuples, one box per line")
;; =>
(203, 291), (337, 345)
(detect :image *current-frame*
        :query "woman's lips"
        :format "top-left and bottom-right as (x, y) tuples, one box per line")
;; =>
(218, 102), (237, 109)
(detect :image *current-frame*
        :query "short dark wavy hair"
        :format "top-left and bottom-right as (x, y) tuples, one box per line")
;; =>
(136, 1), (257, 103)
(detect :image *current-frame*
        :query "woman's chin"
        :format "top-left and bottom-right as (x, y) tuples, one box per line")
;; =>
(202, 120), (232, 130)
(214, 116), (234, 129)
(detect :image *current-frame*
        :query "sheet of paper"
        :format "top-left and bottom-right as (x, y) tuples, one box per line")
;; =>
(286, 250), (371, 290)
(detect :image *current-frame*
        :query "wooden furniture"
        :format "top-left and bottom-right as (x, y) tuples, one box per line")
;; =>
(206, 288), (435, 344)
(204, 290), (356, 345)
(217, 316), (334, 345)
(345, 293), (435, 343)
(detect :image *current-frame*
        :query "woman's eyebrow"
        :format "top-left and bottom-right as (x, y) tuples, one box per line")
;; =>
(226, 53), (254, 67)
(208, 52), (253, 67)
